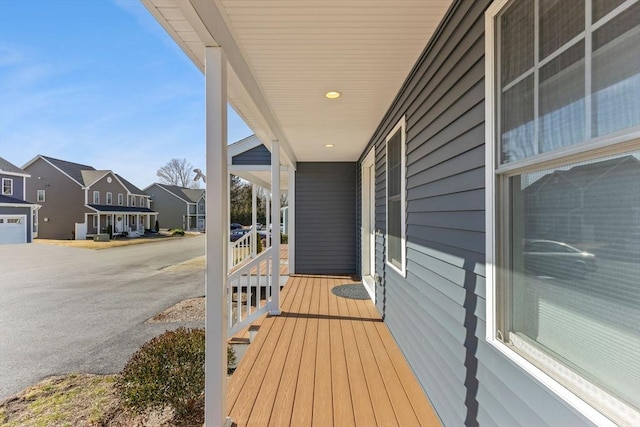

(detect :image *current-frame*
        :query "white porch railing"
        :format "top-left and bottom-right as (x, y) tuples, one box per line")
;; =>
(227, 247), (272, 338)
(228, 229), (255, 269)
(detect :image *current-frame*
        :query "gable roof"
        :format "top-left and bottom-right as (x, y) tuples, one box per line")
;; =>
(0, 156), (30, 177)
(81, 170), (111, 187)
(146, 183), (205, 204)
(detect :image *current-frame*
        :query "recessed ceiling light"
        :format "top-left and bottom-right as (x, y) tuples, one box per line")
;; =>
(325, 144), (334, 148)
(325, 91), (341, 99)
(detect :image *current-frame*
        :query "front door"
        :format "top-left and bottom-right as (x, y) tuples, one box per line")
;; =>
(361, 150), (376, 301)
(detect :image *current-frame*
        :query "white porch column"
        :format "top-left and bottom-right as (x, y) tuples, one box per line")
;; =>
(270, 140), (281, 315)
(288, 167), (295, 274)
(265, 193), (270, 248)
(251, 184), (257, 257)
(204, 46), (228, 427)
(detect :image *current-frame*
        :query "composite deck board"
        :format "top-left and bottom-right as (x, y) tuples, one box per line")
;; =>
(227, 275), (442, 426)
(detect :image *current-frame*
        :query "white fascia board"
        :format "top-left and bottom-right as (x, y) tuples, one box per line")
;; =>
(227, 134), (262, 159)
(0, 202), (38, 208)
(0, 170), (30, 178)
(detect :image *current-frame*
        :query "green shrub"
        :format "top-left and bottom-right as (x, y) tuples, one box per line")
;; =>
(228, 345), (237, 375)
(281, 233), (288, 244)
(171, 228), (185, 236)
(117, 327), (205, 418)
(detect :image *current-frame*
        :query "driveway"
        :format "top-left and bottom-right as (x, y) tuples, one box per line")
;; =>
(0, 235), (205, 400)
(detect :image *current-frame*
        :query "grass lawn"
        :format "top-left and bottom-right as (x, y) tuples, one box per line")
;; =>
(35, 233), (196, 250)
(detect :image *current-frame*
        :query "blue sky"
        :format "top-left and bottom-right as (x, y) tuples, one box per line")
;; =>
(0, 0), (253, 189)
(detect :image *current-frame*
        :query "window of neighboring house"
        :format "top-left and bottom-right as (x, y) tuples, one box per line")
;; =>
(385, 116), (407, 277)
(93, 191), (100, 204)
(131, 196), (136, 207)
(106, 192), (112, 205)
(93, 215), (98, 229)
(139, 196), (144, 207)
(2, 178), (12, 196)
(118, 193), (123, 206)
(37, 190), (45, 202)
(486, 1), (640, 424)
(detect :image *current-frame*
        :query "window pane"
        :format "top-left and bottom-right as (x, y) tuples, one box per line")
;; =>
(500, 0), (534, 86)
(539, 41), (585, 153)
(508, 150), (640, 412)
(592, 2), (640, 137)
(388, 198), (401, 269)
(539, 0), (584, 60)
(501, 75), (535, 163)
(388, 131), (401, 196)
(592, 0), (627, 23)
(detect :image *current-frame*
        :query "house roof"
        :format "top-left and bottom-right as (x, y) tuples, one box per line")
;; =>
(115, 174), (146, 196)
(141, 0), (454, 164)
(0, 194), (36, 205)
(87, 204), (156, 213)
(148, 183), (205, 204)
(39, 155), (96, 185)
(0, 157), (29, 177)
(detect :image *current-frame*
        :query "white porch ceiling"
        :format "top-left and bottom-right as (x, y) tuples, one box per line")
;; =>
(142, 0), (453, 164)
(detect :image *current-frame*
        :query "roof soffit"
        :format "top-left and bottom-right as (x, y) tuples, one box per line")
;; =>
(144, 0), (454, 163)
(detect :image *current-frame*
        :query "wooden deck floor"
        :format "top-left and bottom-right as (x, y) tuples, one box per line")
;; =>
(227, 275), (441, 426)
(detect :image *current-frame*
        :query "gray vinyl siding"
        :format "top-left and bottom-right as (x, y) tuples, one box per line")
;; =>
(23, 158), (87, 240)
(232, 144), (271, 165)
(359, 0), (594, 426)
(145, 184), (190, 230)
(295, 162), (356, 274)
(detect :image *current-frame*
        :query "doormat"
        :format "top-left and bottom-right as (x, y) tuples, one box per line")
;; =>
(331, 284), (370, 300)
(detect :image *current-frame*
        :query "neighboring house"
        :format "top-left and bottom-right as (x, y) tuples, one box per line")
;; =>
(0, 157), (39, 244)
(145, 1), (639, 426)
(144, 183), (205, 231)
(22, 155), (157, 240)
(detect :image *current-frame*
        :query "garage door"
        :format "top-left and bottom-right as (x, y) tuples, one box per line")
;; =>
(0, 215), (27, 244)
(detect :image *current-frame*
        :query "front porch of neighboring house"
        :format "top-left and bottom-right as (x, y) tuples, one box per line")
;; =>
(80, 210), (158, 239)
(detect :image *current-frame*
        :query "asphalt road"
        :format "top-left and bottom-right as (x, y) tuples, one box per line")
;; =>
(0, 235), (205, 400)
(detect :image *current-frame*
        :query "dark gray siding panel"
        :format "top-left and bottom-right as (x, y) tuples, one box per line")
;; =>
(295, 162), (356, 274)
(358, 0), (596, 426)
(232, 144), (271, 165)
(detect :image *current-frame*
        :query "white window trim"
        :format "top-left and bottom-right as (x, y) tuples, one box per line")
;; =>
(385, 115), (407, 277)
(37, 190), (45, 202)
(484, 2), (639, 425)
(106, 192), (112, 205)
(2, 178), (13, 196)
(118, 193), (123, 206)
(93, 191), (100, 204)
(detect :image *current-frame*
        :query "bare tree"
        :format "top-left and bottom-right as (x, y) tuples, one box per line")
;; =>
(156, 158), (199, 188)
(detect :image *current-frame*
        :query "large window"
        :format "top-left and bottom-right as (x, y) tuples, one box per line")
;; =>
(118, 193), (123, 206)
(386, 116), (407, 276)
(106, 192), (112, 205)
(93, 191), (100, 204)
(487, 1), (640, 425)
(2, 178), (13, 196)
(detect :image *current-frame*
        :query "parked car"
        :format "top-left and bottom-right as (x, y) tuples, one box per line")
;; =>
(523, 239), (597, 279)
(230, 223), (243, 230)
(230, 229), (250, 242)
